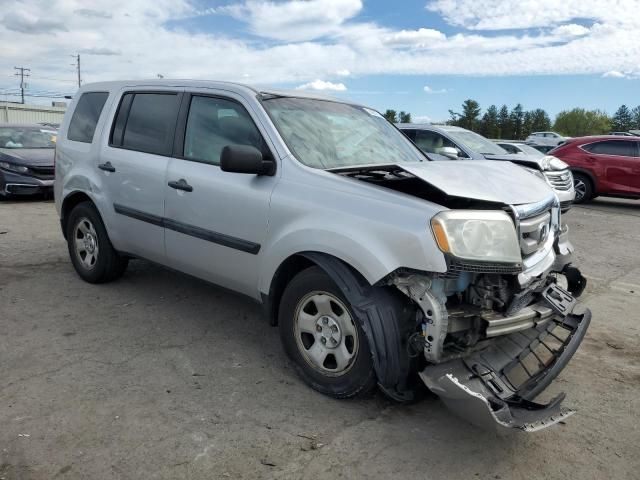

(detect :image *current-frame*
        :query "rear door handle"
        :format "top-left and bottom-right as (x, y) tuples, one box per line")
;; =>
(98, 161), (116, 172)
(168, 178), (193, 192)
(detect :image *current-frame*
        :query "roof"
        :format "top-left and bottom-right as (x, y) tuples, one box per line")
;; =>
(77, 79), (359, 105)
(565, 135), (640, 142)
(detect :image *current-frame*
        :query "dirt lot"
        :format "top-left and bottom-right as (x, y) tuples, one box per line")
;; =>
(1, 197), (639, 479)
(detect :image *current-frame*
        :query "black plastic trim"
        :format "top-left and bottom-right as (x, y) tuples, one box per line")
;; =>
(113, 203), (260, 254)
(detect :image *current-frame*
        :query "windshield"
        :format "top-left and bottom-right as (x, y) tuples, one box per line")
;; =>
(512, 143), (544, 157)
(443, 128), (507, 155)
(0, 127), (56, 149)
(262, 97), (426, 168)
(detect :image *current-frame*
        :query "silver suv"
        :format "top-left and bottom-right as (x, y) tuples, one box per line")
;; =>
(397, 124), (575, 212)
(55, 80), (590, 433)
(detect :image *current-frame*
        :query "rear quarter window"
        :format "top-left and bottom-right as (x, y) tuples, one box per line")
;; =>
(67, 92), (109, 143)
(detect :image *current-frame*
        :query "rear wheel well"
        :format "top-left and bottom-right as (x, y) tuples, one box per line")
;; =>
(61, 192), (94, 239)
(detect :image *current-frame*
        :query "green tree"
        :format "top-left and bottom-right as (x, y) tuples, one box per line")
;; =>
(612, 105), (633, 131)
(529, 108), (552, 133)
(399, 111), (411, 123)
(509, 104), (525, 139)
(459, 99), (481, 131)
(522, 111), (533, 138)
(632, 105), (640, 129)
(447, 109), (461, 126)
(480, 105), (499, 138)
(498, 105), (511, 139)
(553, 108), (611, 136)
(383, 109), (398, 123)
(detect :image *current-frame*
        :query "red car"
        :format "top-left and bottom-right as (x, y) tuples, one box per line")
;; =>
(550, 135), (640, 203)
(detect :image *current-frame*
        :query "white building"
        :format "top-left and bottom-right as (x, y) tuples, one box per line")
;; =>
(0, 101), (67, 125)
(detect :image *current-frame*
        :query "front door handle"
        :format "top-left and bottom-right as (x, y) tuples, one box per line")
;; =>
(168, 178), (193, 192)
(98, 161), (116, 172)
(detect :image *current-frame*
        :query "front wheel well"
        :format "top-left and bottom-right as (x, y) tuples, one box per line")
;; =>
(60, 191), (94, 239)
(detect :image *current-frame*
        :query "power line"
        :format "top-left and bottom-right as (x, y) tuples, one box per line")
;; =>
(14, 66), (30, 104)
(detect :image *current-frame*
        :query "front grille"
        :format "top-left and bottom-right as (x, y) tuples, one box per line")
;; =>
(544, 170), (572, 191)
(27, 166), (55, 179)
(447, 257), (522, 274)
(519, 211), (552, 256)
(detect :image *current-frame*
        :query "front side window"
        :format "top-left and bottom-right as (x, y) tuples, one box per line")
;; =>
(183, 96), (264, 165)
(262, 97), (425, 169)
(67, 92), (109, 143)
(443, 129), (507, 155)
(583, 140), (638, 157)
(111, 92), (180, 156)
(415, 130), (463, 156)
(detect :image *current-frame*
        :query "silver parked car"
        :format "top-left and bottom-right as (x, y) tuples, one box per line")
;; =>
(525, 131), (568, 147)
(397, 124), (575, 212)
(55, 80), (590, 433)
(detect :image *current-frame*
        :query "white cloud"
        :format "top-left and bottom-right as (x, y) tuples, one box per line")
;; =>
(224, 0), (362, 41)
(423, 85), (447, 94)
(603, 70), (627, 78)
(384, 28), (446, 47)
(0, 0), (638, 103)
(296, 79), (347, 91)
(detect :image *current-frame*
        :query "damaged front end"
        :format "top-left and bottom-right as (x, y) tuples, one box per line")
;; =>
(390, 195), (590, 433)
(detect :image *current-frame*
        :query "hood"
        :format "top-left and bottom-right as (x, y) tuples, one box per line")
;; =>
(483, 153), (544, 170)
(0, 148), (54, 166)
(400, 160), (553, 205)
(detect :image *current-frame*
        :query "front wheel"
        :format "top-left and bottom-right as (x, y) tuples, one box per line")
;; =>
(66, 202), (128, 283)
(573, 173), (593, 204)
(278, 267), (376, 398)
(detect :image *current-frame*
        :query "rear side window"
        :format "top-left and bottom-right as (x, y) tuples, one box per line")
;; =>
(182, 95), (264, 166)
(582, 140), (638, 157)
(110, 92), (180, 156)
(67, 92), (109, 143)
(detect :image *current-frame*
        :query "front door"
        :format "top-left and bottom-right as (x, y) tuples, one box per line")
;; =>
(164, 93), (278, 298)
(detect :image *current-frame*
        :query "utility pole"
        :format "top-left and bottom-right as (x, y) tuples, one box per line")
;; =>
(14, 66), (30, 104)
(71, 54), (81, 87)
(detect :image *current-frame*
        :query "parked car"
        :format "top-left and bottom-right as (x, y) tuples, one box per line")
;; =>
(549, 135), (640, 203)
(531, 144), (555, 154)
(397, 124), (575, 211)
(0, 124), (56, 197)
(496, 141), (544, 157)
(55, 80), (590, 432)
(525, 131), (568, 147)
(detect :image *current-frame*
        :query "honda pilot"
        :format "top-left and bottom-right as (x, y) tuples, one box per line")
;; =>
(55, 80), (590, 433)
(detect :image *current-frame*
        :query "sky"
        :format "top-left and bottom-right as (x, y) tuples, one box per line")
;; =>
(1, 0), (639, 122)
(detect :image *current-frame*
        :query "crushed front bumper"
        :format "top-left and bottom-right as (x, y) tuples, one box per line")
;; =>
(0, 169), (54, 196)
(420, 306), (591, 433)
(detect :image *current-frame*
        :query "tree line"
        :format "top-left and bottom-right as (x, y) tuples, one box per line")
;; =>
(385, 101), (640, 139)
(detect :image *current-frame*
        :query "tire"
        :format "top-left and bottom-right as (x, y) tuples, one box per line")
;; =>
(278, 266), (376, 399)
(572, 173), (593, 204)
(66, 201), (128, 283)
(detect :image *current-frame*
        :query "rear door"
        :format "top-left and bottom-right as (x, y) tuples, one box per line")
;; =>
(163, 92), (279, 298)
(583, 140), (640, 194)
(98, 89), (182, 263)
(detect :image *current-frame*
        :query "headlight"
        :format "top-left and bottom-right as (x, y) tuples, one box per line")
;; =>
(0, 161), (29, 173)
(540, 155), (568, 171)
(431, 210), (521, 263)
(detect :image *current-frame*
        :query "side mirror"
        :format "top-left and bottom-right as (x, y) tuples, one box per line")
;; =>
(220, 145), (275, 176)
(439, 146), (459, 160)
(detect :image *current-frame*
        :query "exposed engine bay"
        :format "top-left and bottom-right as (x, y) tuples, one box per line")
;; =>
(333, 162), (591, 433)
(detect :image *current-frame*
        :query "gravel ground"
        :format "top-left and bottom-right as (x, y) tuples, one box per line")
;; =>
(0, 197), (639, 479)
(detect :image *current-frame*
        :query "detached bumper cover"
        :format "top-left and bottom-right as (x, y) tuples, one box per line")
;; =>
(420, 307), (591, 433)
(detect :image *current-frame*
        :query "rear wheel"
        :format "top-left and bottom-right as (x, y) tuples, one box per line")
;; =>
(66, 202), (128, 283)
(572, 173), (593, 203)
(279, 267), (376, 398)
